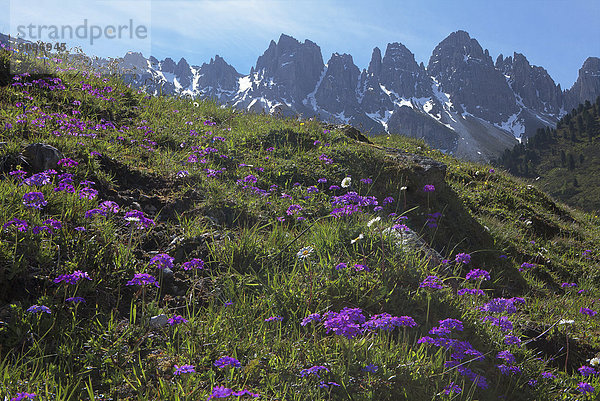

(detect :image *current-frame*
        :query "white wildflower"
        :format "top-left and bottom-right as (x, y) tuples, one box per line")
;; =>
(341, 177), (351, 188)
(367, 217), (381, 228)
(297, 246), (314, 259)
(590, 357), (600, 367)
(351, 233), (364, 244)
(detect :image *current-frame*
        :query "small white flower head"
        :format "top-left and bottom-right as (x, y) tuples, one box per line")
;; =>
(193, 102), (199, 107)
(125, 216), (140, 223)
(341, 177), (351, 188)
(400, 186), (408, 191)
(351, 233), (364, 244)
(297, 246), (314, 259)
(590, 357), (600, 367)
(367, 217), (381, 228)
(558, 319), (575, 325)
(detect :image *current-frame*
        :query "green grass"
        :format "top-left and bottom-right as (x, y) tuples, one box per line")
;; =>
(0, 45), (600, 401)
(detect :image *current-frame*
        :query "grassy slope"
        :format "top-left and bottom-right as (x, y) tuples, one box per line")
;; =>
(0, 48), (600, 400)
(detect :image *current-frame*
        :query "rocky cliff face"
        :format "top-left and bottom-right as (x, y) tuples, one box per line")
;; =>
(428, 30), (518, 123)
(565, 57), (600, 111)
(44, 30), (599, 162)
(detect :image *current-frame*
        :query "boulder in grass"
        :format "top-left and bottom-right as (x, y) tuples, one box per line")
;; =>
(22, 143), (63, 172)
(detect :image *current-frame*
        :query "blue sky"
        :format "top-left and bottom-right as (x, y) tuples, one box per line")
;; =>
(2, 0), (599, 88)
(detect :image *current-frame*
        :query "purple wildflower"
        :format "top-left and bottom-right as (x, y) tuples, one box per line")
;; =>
(215, 356), (242, 368)
(23, 192), (47, 209)
(319, 381), (340, 388)
(301, 313), (321, 326)
(265, 316), (283, 322)
(126, 273), (159, 287)
(353, 263), (370, 272)
(519, 262), (536, 271)
(78, 187), (98, 200)
(53, 270), (91, 285)
(286, 204), (303, 215)
(364, 313), (417, 331)
(423, 184), (435, 192)
(455, 253), (471, 264)
(580, 307), (597, 316)
(335, 263), (347, 270)
(174, 364), (195, 375)
(541, 372), (554, 379)
(168, 315), (188, 326)
(363, 364), (378, 373)
(457, 288), (485, 296)
(66, 297), (85, 303)
(27, 305), (51, 314)
(182, 258), (204, 270)
(3, 219), (29, 232)
(10, 393), (36, 401)
(443, 383), (461, 395)
(124, 210), (155, 229)
(465, 269), (490, 281)
(497, 350), (516, 364)
(578, 366), (597, 377)
(323, 308), (366, 339)
(504, 334), (521, 346)
(420, 275), (443, 289)
(57, 158), (78, 167)
(577, 382), (595, 394)
(300, 365), (330, 378)
(148, 253), (174, 270)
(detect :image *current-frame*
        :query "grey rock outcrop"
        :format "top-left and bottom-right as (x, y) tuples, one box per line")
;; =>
(22, 143), (63, 172)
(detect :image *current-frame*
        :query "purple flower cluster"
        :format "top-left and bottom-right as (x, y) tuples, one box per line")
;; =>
(300, 365), (330, 377)
(457, 288), (485, 296)
(465, 269), (490, 281)
(168, 315), (188, 325)
(53, 270), (91, 285)
(323, 308), (366, 339)
(182, 258), (204, 270)
(207, 386), (259, 400)
(580, 307), (597, 316)
(578, 365), (597, 377)
(318, 154), (333, 164)
(480, 297), (525, 314)
(126, 273), (159, 287)
(10, 393), (36, 401)
(214, 356), (241, 368)
(418, 318), (486, 388)
(174, 364), (195, 375)
(24, 172), (51, 186)
(3, 218), (29, 232)
(286, 204), (303, 216)
(481, 316), (514, 332)
(519, 262), (536, 271)
(27, 305), (51, 314)
(23, 192), (47, 209)
(148, 253), (174, 270)
(265, 316), (283, 322)
(321, 308), (417, 339)
(443, 382), (461, 395)
(363, 313), (417, 330)
(362, 364), (378, 373)
(301, 313), (321, 326)
(124, 210), (155, 229)
(455, 253), (471, 264)
(577, 382), (595, 394)
(423, 184), (435, 192)
(419, 275), (443, 289)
